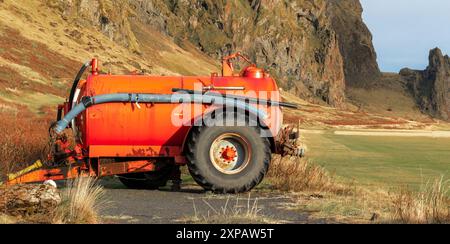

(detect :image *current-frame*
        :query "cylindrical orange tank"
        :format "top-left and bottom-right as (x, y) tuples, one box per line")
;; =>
(73, 73), (282, 159)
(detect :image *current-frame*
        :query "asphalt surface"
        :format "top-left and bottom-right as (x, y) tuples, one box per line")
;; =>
(99, 178), (321, 224)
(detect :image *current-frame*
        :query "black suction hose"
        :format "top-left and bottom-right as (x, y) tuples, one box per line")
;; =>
(68, 61), (92, 111)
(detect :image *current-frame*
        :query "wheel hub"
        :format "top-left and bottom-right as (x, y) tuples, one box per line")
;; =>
(209, 133), (251, 175)
(221, 146), (237, 163)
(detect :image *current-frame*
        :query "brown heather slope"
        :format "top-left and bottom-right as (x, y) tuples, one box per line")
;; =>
(0, 0), (218, 114)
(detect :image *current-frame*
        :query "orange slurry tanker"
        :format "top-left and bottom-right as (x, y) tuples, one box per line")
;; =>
(3, 52), (304, 193)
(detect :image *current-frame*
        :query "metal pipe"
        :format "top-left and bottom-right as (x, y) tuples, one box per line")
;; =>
(55, 93), (268, 134)
(172, 88), (299, 109)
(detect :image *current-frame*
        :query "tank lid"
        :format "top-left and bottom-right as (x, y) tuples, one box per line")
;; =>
(242, 66), (266, 79)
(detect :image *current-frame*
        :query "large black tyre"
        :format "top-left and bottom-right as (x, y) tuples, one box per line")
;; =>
(118, 165), (173, 190)
(186, 113), (271, 193)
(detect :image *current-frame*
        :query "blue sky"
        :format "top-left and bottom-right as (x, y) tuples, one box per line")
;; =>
(360, 0), (450, 72)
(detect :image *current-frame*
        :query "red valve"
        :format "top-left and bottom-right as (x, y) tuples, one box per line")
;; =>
(91, 58), (98, 75)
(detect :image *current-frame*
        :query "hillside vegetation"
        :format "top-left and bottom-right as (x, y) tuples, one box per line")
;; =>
(0, 0), (218, 114)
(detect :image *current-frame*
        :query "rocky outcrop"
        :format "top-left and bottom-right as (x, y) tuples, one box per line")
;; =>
(129, 0), (348, 106)
(327, 0), (381, 87)
(46, 0), (380, 107)
(400, 48), (450, 120)
(0, 184), (61, 217)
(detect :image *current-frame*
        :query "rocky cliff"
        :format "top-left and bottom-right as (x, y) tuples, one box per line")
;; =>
(400, 48), (450, 120)
(136, 0), (348, 106)
(45, 0), (380, 108)
(327, 0), (381, 87)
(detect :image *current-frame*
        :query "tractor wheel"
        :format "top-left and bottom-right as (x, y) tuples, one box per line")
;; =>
(186, 113), (271, 193)
(118, 165), (173, 190)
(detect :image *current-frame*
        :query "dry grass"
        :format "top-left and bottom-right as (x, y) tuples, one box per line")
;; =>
(0, 113), (52, 176)
(391, 177), (450, 224)
(52, 177), (106, 224)
(0, 177), (106, 224)
(293, 177), (450, 224)
(266, 155), (386, 223)
(0, 214), (17, 224)
(267, 155), (353, 195)
(291, 187), (394, 223)
(267, 155), (449, 224)
(183, 195), (279, 224)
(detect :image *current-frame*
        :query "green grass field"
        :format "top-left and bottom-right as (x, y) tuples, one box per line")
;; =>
(303, 131), (450, 191)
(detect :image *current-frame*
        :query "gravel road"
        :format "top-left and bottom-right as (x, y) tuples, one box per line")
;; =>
(98, 178), (321, 224)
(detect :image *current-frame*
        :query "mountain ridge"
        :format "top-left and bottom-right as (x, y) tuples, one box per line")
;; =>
(0, 0), (439, 124)
(43, 0), (381, 107)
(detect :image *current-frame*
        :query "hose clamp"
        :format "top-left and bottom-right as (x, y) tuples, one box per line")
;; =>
(135, 94), (141, 109)
(81, 96), (93, 108)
